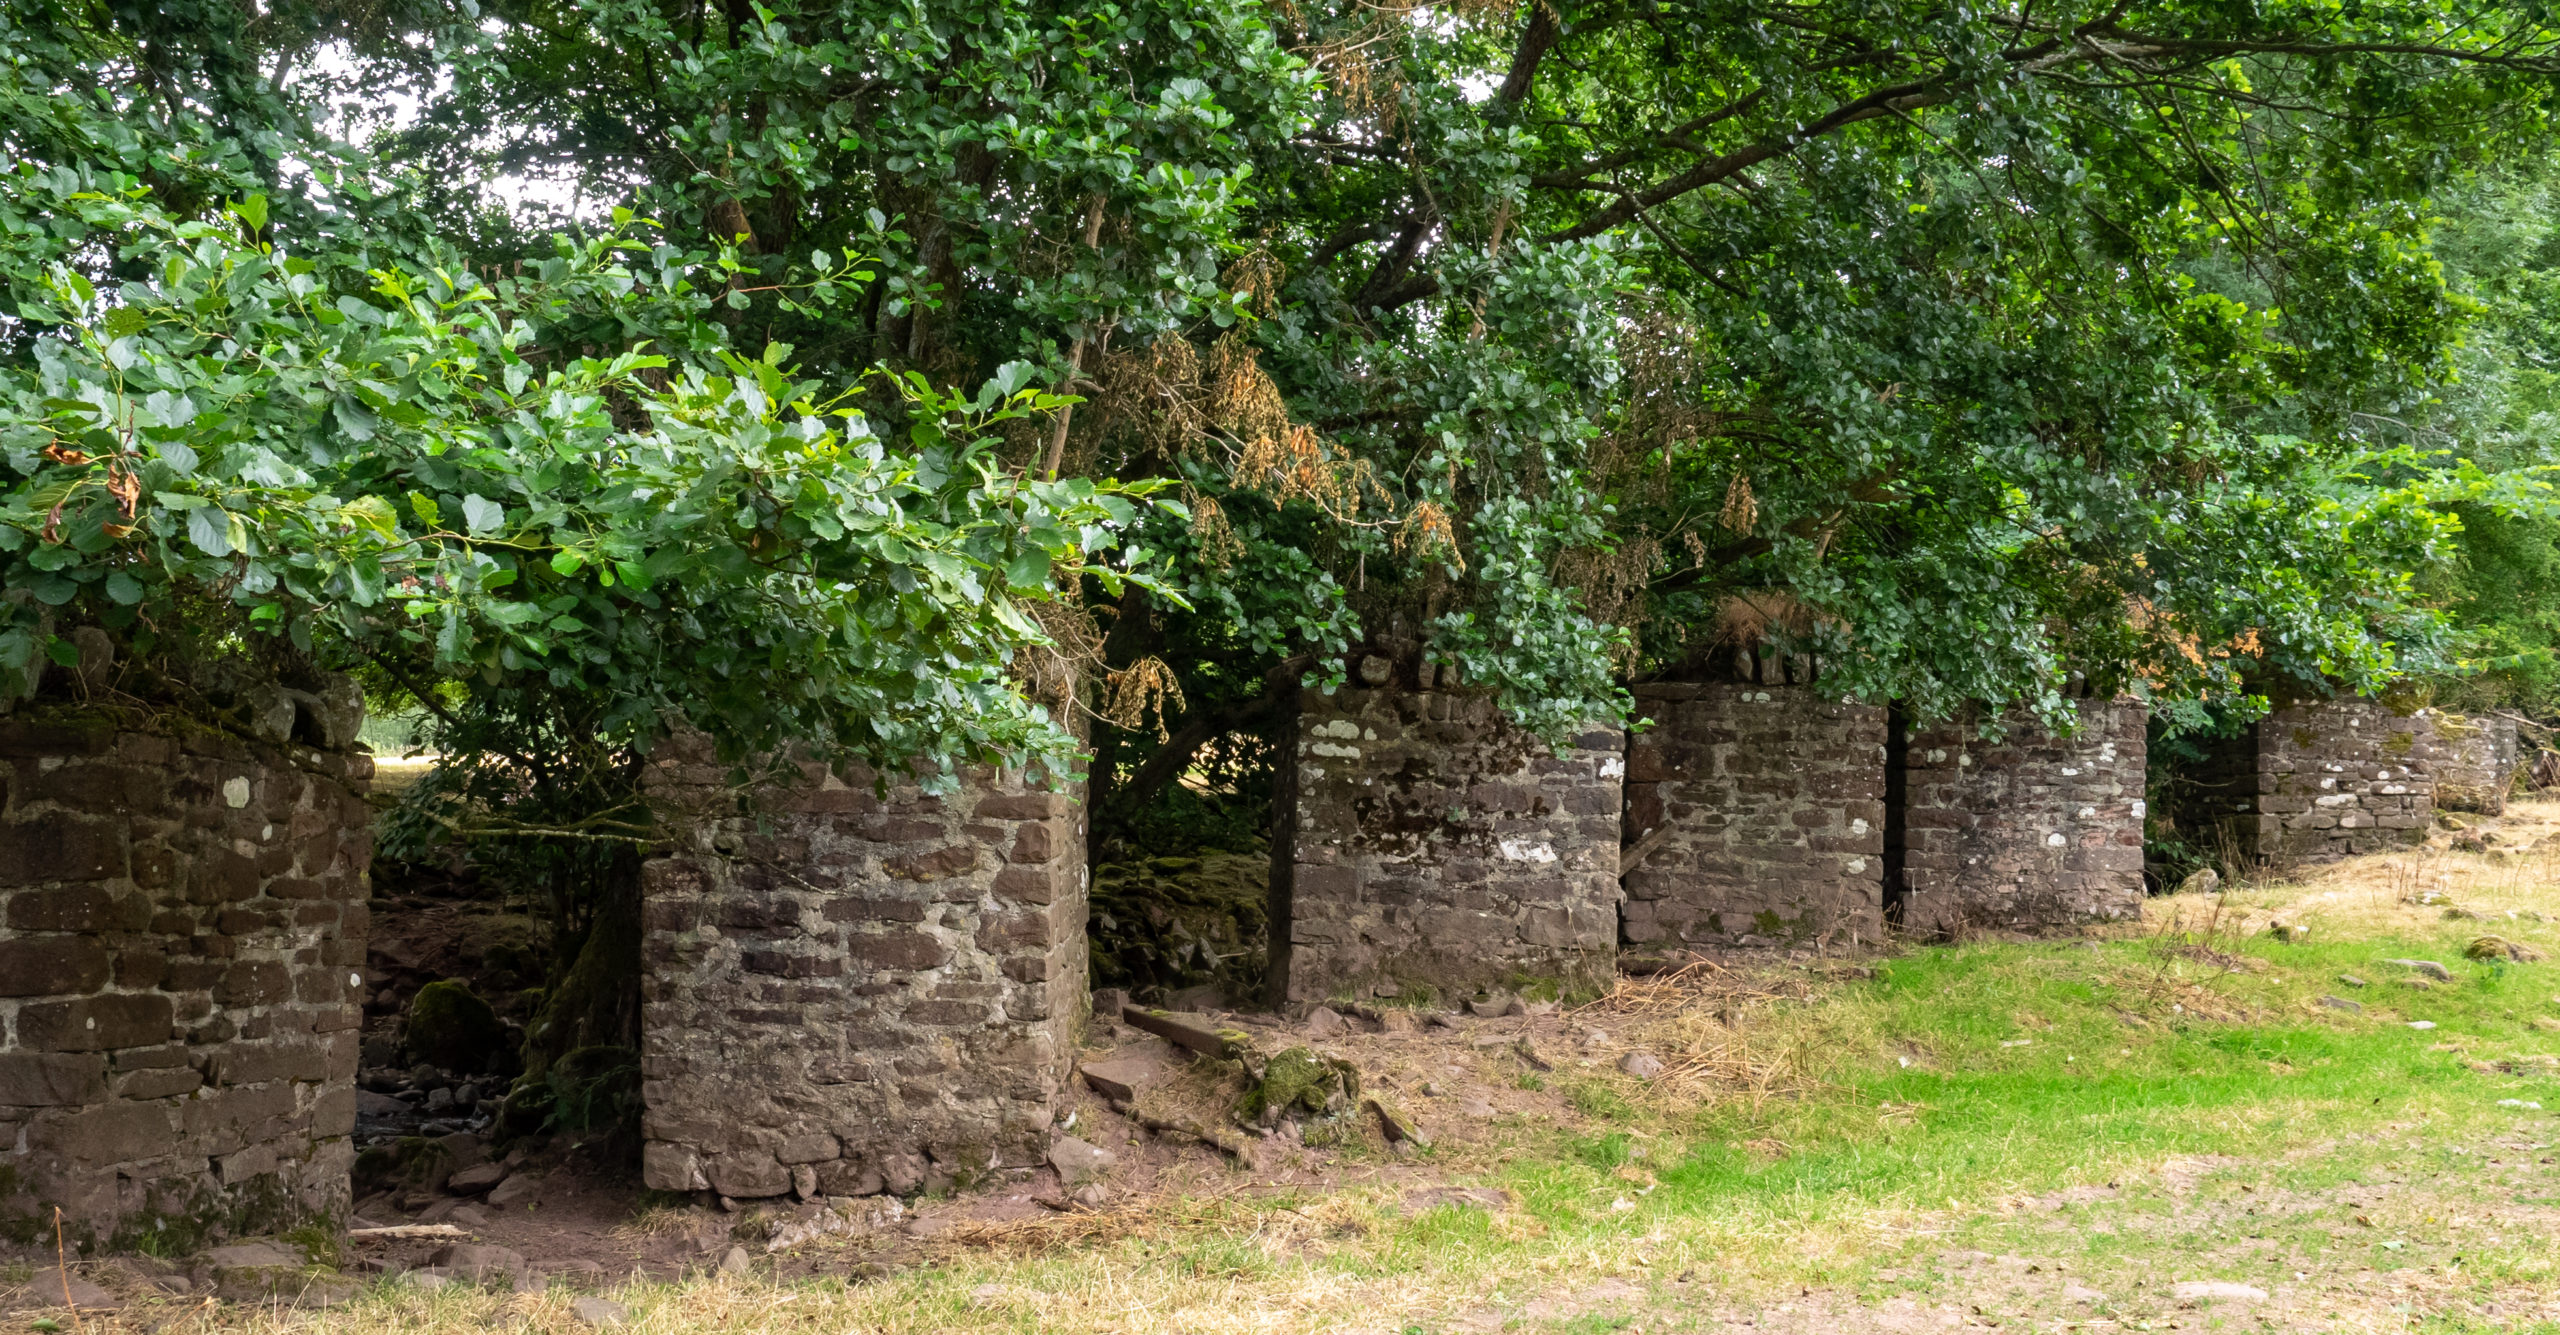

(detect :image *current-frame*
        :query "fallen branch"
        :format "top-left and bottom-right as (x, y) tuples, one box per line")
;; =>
(1110, 1098), (1260, 1162)
(348, 1224), (470, 1241)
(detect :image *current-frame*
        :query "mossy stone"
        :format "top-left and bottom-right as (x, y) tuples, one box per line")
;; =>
(406, 980), (508, 1072)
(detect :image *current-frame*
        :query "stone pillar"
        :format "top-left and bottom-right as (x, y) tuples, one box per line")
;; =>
(639, 748), (1086, 1201)
(1897, 700), (2147, 934)
(0, 717), (370, 1251)
(1619, 683), (1887, 948)
(2431, 711), (2520, 816)
(1267, 689), (1620, 1006)
(2197, 698), (2437, 862)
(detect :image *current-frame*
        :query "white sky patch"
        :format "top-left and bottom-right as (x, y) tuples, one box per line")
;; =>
(290, 41), (595, 223)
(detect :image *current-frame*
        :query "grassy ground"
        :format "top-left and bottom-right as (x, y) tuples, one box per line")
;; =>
(39, 814), (2560, 1333)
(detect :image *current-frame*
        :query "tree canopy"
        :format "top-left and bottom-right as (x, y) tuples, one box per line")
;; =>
(6, 0), (2560, 828)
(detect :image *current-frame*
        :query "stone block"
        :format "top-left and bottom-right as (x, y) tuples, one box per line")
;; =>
(0, 1052), (109, 1105)
(0, 936), (112, 996)
(0, 814), (123, 886)
(35, 1099), (174, 1164)
(17, 992), (176, 1051)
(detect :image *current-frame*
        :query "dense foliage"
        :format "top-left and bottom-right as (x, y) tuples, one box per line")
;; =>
(9, 0), (2560, 997)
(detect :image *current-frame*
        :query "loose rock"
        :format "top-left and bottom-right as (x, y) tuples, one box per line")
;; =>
(1080, 1055), (1168, 1103)
(429, 1243), (529, 1284)
(571, 1296), (630, 1328)
(2318, 995), (2363, 1014)
(1304, 1005), (1348, 1037)
(2387, 958), (2455, 982)
(1366, 1097), (1426, 1145)
(1047, 1134), (1115, 1187)
(486, 1173), (540, 1208)
(26, 1275), (118, 1311)
(718, 1246), (751, 1275)
(1619, 1052), (1666, 1079)
(448, 1162), (508, 1196)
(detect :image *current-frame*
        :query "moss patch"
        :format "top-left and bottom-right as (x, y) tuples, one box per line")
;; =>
(406, 979), (507, 1072)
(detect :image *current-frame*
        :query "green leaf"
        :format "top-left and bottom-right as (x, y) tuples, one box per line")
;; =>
(187, 507), (233, 557)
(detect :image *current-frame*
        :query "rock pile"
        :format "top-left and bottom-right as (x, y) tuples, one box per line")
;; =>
(1087, 850), (1269, 1002)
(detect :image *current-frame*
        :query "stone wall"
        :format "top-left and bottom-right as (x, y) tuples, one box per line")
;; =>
(2186, 698), (2437, 863)
(1267, 689), (1620, 1006)
(2432, 711), (2520, 816)
(1897, 700), (2148, 934)
(1620, 683), (1888, 948)
(639, 748), (1086, 1200)
(0, 716), (370, 1251)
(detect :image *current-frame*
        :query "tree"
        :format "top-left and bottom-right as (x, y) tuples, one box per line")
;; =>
(0, 5), (1179, 1093)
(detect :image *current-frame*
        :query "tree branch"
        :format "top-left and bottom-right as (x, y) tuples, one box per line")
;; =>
(1100, 654), (1311, 819)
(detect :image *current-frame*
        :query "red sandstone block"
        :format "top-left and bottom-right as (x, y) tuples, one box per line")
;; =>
(1009, 823), (1056, 865)
(216, 961), (291, 1005)
(884, 845), (979, 881)
(975, 792), (1063, 820)
(989, 866), (1058, 905)
(0, 718), (113, 757)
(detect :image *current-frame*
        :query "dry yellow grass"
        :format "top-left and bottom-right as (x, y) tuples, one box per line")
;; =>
(2151, 794), (2560, 943)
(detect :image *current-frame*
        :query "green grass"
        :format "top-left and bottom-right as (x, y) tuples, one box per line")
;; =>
(1448, 918), (2560, 1329)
